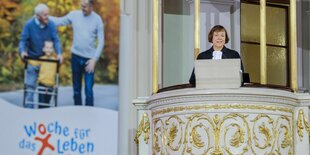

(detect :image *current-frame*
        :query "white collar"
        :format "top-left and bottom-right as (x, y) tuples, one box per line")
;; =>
(35, 17), (46, 29)
(212, 51), (222, 59)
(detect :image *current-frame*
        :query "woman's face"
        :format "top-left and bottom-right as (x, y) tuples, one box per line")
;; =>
(212, 30), (226, 49)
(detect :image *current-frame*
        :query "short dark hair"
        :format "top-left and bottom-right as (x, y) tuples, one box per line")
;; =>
(208, 25), (229, 44)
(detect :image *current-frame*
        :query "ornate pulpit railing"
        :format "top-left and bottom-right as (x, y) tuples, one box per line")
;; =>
(134, 87), (310, 155)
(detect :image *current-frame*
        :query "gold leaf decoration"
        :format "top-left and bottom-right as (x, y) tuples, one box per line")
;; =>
(168, 123), (178, 147)
(166, 115), (184, 151)
(230, 127), (245, 148)
(134, 114), (145, 144)
(144, 120), (150, 143)
(281, 125), (291, 149)
(191, 125), (205, 148)
(211, 149), (224, 155)
(257, 122), (272, 149)
(134, 113), (150, 144)
(298, 109), (310, 142)
(297, 110), (304, 141)
(302, 110), (310, 141)
(153, 128), (161, 153)
(153, 112), (292, 154)
(214, 114), (220, 125)
(152, 104), (293, 117)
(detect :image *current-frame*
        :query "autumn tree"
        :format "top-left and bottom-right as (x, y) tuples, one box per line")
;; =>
(0, 0), (23, 90)
(0, 0), (120, 91)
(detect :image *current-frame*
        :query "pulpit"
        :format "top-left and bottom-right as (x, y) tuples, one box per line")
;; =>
(134, 87), (310, 155)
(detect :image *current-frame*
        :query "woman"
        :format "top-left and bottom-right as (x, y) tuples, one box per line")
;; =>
(189, 25), (244, 86)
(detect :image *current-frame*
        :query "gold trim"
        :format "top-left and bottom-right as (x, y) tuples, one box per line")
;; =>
(281, 125), (291, 149)
(251, 114), (273, 149)
(212, 114), (225, 155)
(228, 124), (245, 148)
(168, 123), (178, 149)
(152, 119), (161, 154)
(152, 104), (294, 117)
(194, 48), (200, 59)
(153, 118), (167, 154)
(152, 0), (159, 94)
(184, 113), (216, 154)
(297, 109), (310, 142)
(258, 123), (272, 149)
(297, 110), (304, 141)
(191, 124), (205, 148)
(153, 113), (293, 154)
(166, 115), (184, 151)
(134, 113), (151, 144)
(194, 0), (200, 59)
(260, 0), (267, 84)
(290, 0), (298, 92)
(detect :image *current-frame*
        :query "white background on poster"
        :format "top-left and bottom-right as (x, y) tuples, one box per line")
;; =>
(0, 99), (118, 155)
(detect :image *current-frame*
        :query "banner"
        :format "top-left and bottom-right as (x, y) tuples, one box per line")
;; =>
(0, 99), (118, 155)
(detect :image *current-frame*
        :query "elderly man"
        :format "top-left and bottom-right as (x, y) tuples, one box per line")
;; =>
(50, 0), (104, 106)
(19, 3), (62, 108)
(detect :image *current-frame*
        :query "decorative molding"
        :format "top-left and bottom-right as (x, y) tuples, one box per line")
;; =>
(147, 88), (300, 109)
(134, 113), (151, 144)
(132, 97), (149, 110)
(152, 104), (294, 117)
(153, 113), (293, 155)
(133, 88), (310, 154)
(296, 93), (310, 106)
(147, 94), (298, 110)
(297, 109), (310, 142)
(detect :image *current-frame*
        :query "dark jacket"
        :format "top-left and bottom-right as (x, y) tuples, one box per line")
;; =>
(189, 46), (244, 86)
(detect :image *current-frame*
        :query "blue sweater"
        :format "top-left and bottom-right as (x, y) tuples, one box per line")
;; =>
(19, 17), (62, 58)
